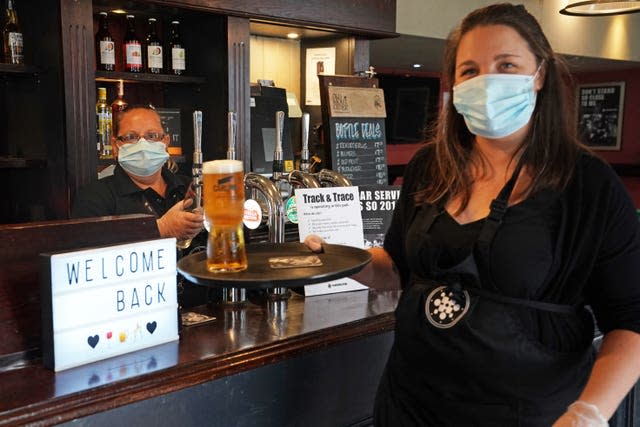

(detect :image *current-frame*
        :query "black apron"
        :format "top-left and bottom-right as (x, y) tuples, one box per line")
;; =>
(374, 164), (596, 427)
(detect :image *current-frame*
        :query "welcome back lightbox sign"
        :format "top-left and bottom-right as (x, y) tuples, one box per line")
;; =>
(40, 238), (179, 371)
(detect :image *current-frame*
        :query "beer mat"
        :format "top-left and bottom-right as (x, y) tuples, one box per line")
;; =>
(177, 242), (371, 289)
(181, 311), (216, 326)
(268, 255), (323, 269)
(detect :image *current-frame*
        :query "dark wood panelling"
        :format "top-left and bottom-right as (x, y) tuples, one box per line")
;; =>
(147, 0), (396, 37)
(60, 0), (97, 211)
(227, 17), (251, 170)
(0, 289), (398, 426)
(0, 215), (158, 357)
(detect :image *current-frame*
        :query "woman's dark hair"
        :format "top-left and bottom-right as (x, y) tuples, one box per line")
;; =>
(416, 3), (582, 209)
(112, 103), (157, 136)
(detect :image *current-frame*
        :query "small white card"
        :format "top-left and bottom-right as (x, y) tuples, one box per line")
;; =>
(296, 186), (364, 248)
(303, 277), (369, 297)
(296, 187), (368, 296)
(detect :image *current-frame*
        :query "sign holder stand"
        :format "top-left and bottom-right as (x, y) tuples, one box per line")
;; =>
(318, 74), (388, 185)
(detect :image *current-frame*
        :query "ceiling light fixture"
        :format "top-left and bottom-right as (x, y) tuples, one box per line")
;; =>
(560, 1), (640, 16)
(287, 32), (299, 39)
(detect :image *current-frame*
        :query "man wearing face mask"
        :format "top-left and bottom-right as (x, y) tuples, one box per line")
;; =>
(72, 105), (204, 243)
(73, 105), (209, 307)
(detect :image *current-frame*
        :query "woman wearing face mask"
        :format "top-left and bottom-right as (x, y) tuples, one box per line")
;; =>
(72, 105), (204, 244)
(305, 3), (640, 426)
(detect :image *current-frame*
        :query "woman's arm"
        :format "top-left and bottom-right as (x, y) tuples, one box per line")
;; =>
(579, 329), (640, 418)
(553, 329), (640, 425)
(350, 247), (401, 291)
(304, 235), (401, 290)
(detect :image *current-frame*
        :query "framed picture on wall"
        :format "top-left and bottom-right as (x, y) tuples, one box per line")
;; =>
(576, 81), (625, 150)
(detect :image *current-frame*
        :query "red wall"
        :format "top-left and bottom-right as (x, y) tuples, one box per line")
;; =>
(573, 68), (640, 206)
(381, 67), (640, 203)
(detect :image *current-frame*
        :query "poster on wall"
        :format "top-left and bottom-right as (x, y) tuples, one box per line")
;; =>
(305, 47), (336, 106)
(577, 82), (625, 150)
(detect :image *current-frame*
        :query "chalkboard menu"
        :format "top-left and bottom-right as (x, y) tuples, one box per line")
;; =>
(327, 86), (388, 186)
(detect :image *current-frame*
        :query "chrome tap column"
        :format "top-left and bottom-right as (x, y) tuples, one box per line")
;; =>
(221, 111), (247, 305)
(288, 112), (321, 189)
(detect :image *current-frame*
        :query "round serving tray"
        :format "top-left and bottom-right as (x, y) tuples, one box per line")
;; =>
(177, 242), (371, 289)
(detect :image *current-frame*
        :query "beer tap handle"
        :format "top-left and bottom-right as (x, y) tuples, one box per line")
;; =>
(273, 110), (285, 180)
(300, 112), (310, 173)
(192, 110), (203, 209)
(227, 111), (237, 160)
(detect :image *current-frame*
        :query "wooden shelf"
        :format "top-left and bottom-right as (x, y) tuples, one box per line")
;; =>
(95, 71), (206, 85)
(0, 156), (47, 169)
(0, 63), (41, 76)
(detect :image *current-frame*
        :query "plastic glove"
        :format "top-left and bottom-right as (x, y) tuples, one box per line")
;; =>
(552, 401), (609, 427)
(157, 200), (204, 240)
(303, 234), (325, 253)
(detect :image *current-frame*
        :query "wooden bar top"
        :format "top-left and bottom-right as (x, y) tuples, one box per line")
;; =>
(0, 289), (400, 426)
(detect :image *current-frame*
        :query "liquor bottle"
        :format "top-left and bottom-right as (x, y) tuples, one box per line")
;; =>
(145, 17), (162, 74)
(2, 0), (23, 64)
(123, 14), (142, 72)
(111, 80), (128, 131)
(95, 12), (115, 71)
(96, 87), (112, 157)
(169, 20), (185, 75)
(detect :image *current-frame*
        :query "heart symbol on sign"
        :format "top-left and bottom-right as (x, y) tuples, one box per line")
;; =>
(88, 373), (100, 385)
(87, 335), (99, 348)
(147, 357), (158, 370)
(146, 321), (157, 334)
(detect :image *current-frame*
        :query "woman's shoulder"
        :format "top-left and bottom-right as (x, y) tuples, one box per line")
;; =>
(574, 150), (620, 188)
(402, 143), (436, 184)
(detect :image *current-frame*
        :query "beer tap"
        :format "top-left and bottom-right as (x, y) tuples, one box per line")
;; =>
(222, 111), (247, 305)
(287, 112), (321, 190)
(273, 110), (285, 182)
(176, 110), (203, 250)
(300, 112), (310, 173)
(316, 168), (352, 187)
(227, 111), (237, 161)
(192, 110), (203, 204)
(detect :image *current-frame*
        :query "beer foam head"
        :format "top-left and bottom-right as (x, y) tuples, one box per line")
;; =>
(203, 159), (243, 174)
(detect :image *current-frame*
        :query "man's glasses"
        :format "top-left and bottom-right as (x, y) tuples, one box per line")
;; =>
(116, 131), (165, 144)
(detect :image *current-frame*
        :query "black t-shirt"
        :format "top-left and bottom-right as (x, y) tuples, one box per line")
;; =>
(385, 145), (640, 336)
(71, 164), (188, 220)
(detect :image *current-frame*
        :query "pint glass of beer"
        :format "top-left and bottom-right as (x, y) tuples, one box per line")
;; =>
(203, 159), (248, 273)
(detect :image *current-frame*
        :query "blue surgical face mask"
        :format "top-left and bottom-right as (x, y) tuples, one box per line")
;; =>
(117, 138), (169, 177)
(452, 67), (540, 139)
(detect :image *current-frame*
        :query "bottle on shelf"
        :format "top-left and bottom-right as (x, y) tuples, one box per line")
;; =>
(2, 0), (23, 64)
(169, 20), (185, 75)
(95, 11), (115, 71)
(123, 14), (142, 73)
(111, 79), (128, 131)
(96, 87), (112, 158)
(145, 17), (162, 74)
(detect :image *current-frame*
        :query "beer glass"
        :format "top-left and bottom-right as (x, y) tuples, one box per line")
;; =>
(203, 159), (248, 273)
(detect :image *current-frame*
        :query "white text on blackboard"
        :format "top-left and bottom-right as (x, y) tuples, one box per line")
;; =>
(334, 121), (382, 141)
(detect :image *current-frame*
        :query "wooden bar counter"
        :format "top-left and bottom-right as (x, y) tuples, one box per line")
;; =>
(0, 216), (399, 426)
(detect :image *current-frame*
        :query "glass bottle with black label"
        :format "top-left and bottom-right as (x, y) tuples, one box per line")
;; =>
(2, 0), (23, 64)
(145, 17), (162, 74)
(95, 12), (115, 71)
(123, 14), (142, 73)
(169, 20), (185, 75)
